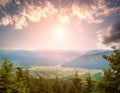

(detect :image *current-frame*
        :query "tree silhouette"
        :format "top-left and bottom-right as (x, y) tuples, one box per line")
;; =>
(69, 71), (82, 93)
(97, 46), (120, 93)
(53, 76), (62, 93)
(85, 72), (93, 93)
(15, 66), (27, 93)
(0, 58), (15, 93)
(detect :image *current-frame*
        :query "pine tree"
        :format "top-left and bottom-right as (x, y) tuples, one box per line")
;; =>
(97, 46), (120, 93)
(35, 76), (51, 93)
(69, 71), (82, 93)
(85, 72), (93, 93)
(62, 83), (68, 93)
(53, 76), (62, 93)
(15, 66), (27, 93)
(24, 68), (34, 93)
(0, 58), (15, 93)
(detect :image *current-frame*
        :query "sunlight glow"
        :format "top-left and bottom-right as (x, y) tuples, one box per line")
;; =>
(53, 25), (67, 40)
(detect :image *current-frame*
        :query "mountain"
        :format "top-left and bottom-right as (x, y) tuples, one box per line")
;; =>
(0, 50), (80, 66)
(0, 49), (113, 69)
(61, 50), (113, 69)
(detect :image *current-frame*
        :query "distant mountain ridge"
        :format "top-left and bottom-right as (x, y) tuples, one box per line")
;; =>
(0, 49), (113, 69)
(0, 50), (80, 66)
(62, 50), (113, 69)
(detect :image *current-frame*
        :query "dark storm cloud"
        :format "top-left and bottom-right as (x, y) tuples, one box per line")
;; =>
(97, 0), (120, 46)
(105, 0), (120, 8)
(102, 22), (120, 44)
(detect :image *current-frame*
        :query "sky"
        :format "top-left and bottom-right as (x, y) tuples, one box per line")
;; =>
(0, 0), (120, 51)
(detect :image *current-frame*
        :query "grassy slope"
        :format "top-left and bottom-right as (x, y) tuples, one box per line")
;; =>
(29, 66), (103, 80)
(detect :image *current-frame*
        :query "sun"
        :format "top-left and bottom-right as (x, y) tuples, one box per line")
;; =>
(53, 25), (66, 40)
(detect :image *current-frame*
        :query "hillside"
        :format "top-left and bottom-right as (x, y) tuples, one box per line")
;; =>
(61, 50), (113, 69)
(29, 66), (102, 80)
(0, 50), (113, 69)
(0, 50), (80, 66)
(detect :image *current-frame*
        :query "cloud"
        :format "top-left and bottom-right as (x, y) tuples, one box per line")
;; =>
(0, 0), (10, 6)
(72, 0), (120, 24)
(98, 22), (120, 46)
(21, 1), (58, 22)
(103, 23), (120, 44)
(0, 15), (11, 26)
(71, 0), (100, 23)
(0, 0), (120, 29)
(57, 7), (71, 23)
(12, 15), (28, 29)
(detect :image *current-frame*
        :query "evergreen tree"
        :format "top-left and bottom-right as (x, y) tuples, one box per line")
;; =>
(36, 76), (51, 93)
(24, 68), (34, 93)
(69, 71), (82, 93)
(15, 66), (27, 93)
(62, 83), (68, 93)
(97, 46), (120, 93)
(0, 58), (15, 93)
(53, 76), (62, 93)
(84, 73), (94, 93)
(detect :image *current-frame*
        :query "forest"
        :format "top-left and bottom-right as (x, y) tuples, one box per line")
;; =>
(0, 47), (120, 93)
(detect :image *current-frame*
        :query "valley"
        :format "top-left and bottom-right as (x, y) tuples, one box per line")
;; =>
(0, 49), (112, 69)
(0, 49), (111, 80)
(29, 66), (103, 80)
